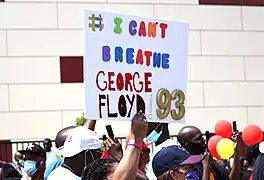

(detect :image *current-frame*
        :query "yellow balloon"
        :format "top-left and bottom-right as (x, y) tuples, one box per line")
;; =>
(216, 138), (235, 160)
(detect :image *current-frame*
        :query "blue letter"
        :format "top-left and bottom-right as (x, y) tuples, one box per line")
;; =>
(129, 20), (137, 36)
(126, 48), (134, 64)
(102, 46), (111, 62)
(162, 53), (170, 69)
(153, 53), (161, 68)
(115, 46), (123, 62)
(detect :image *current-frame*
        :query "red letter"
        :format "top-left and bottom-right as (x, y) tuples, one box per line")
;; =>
(125, 73), (133, 92)
(160, 23), (168, 38)
(136, 49), (143, 65)
(116, 73), (124, 91)
(96, 71), (107, 91)
(138, 21), (146, 37)
(108, 72), (115, 91)
(144, 72), (152, 92)
(133, 72), (143, 93)
(144, 51), (152, 67)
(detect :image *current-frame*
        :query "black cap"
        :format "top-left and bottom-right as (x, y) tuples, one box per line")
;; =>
(19, 144), (46, 158)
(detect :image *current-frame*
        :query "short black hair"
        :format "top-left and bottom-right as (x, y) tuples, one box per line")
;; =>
(81, 158), (117, 180)
(1, 164), (22, 179)
(245, 144), (260, 166)
(43, 138), (52, 144)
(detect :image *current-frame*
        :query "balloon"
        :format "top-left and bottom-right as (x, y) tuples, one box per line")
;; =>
(215, 120), (233, 138)
(216, 138), (235, 159)
(242, 124), (263, 146)
(208, 135), (223, 159)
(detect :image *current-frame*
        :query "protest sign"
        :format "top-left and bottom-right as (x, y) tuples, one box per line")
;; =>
(84, 10), (189, 123)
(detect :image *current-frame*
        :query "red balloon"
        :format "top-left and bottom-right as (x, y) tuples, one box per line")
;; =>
(215, 120), (233, 138)
(242, 124), (263, 146)
(208, 135), (223, 159)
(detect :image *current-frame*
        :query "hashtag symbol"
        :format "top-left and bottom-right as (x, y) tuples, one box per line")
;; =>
(89, 14), (104, 32)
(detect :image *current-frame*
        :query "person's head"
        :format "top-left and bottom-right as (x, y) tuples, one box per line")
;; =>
(245, 144), (260, 167)
(18, 144), (46, 178)
(55, 126), (76, 150)
(81, 158), (118, 180)
(177, 126), (206, 155)
(14, 152), (24, 165)
(153, 145), (204, 180)
(62, 126), (101, 177)
(140, 147), (150, 167)
(43, 138), (52, 152)
(0, 163), (22, 180)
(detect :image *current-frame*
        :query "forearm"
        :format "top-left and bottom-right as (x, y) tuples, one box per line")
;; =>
(112, 144), (141, 180)
(202, 166), (210, 180)
(228, 154), (241, 180)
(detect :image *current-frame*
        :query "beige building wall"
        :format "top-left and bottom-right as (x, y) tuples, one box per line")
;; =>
(0, 0), (264, 140)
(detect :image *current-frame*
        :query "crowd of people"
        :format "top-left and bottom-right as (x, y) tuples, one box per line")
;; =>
(0, 110), (264, 180)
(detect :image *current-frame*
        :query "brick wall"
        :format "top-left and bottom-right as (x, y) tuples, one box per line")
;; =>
(0, 0), (264, 140)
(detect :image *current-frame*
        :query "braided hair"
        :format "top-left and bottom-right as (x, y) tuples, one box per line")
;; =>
(81, 158), (117, 180)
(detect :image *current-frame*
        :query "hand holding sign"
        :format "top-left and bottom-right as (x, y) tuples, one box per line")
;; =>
(131, 111), (148, 142)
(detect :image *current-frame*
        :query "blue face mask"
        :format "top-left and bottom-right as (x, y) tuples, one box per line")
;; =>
(146, 130), (162, 143)
(24, 160), (38, 176)
(18, 159), (25, 167)
(184, 170), (200, 180)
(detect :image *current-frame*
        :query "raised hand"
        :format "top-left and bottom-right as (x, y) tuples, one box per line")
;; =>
(131, 111), (148, 143)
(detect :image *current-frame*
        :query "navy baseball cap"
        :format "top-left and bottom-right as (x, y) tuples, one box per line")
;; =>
(152, 145), (205, 177)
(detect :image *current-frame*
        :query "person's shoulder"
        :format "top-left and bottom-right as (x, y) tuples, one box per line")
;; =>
(241, 170), (252, 180)
(211, 160), (229, 180)
(47, 166), (72, 179)
(253, 153), (264, 174)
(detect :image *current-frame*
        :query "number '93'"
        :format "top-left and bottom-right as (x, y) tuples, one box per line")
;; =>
(156, 88), (185, 120)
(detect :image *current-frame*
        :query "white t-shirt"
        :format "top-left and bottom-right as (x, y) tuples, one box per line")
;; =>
(146, 139), (178, 180)
(46, 148), (59, 167)
(47, 166), (81, 180)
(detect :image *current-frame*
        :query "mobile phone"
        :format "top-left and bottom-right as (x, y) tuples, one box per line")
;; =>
(106, 125), (115, 140)
(232, 121), (238, 132)
(205, 131), (210, 144)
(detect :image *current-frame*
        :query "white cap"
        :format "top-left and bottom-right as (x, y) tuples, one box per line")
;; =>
(62, 126), (101, 157)
(259, 141), (264, 153)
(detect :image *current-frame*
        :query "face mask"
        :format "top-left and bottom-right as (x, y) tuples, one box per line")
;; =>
(146, 130), (162, 143)
(24, 160), (38, 176)
(184, 170), (200, 180)
(18, 159), (25, 167)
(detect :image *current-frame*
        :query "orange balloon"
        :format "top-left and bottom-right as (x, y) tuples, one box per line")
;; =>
(215, 120), (233, 138)
(242, 125), (263, 146)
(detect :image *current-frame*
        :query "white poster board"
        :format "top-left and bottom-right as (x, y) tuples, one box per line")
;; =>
(84, 10), (189, 123)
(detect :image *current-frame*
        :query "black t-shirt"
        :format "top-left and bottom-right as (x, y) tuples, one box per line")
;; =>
(196, 160), (229, 180)
(253, 153), (264, 180)
(241, 170), (253, 180)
